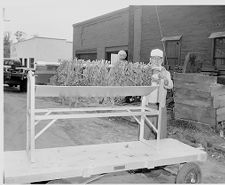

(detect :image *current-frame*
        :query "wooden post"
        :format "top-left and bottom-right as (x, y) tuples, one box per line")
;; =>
(157, 79), (167, 140)
(139, 96), (146, 141)
(27, 71), (35, 162)
(26, 71), (30, 155)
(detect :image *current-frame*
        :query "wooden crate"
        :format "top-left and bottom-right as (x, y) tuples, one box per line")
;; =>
(173, 73), (223, 126)
(211, 84), (225, 123)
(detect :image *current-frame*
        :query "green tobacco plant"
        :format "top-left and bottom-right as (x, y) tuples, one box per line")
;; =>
(50, 59), (153, 106)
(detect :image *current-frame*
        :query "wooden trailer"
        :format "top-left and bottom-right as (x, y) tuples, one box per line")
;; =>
(4, 71), (207, 184)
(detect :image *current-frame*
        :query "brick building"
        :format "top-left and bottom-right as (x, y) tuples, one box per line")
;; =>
(73, 6), (225, 70)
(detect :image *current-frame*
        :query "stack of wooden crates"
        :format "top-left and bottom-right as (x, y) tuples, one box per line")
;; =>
(174, 73), (225, 127)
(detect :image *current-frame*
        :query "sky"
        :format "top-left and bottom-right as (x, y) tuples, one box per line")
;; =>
(2, 0), (224, 42)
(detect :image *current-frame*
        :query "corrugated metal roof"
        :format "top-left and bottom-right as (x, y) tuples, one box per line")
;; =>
(161, 35), (182, 41)
(208, 31), (225, 38)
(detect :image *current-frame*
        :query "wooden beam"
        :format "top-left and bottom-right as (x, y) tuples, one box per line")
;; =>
(35, 119), (57, 140)
(35, 106), (143, 113)
(35, 85), (158, 98)
(35, 111), (153, 121)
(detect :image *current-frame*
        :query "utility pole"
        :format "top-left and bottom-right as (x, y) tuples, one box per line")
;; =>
(0, 8), (4, 185)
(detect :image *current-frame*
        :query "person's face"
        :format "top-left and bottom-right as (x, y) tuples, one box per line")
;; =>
(149, 56), (163, 67)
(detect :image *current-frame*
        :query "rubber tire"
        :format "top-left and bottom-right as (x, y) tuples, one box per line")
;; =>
(146, 169), (163, 177)
(20, 79), (27, 92)
(143, 168), (164, 178)
(175, 162), (202, 184)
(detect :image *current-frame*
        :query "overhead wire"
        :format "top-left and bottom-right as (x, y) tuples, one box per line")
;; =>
(154, 6), (169, 70)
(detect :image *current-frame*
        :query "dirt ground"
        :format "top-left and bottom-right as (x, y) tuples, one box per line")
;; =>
(4, 86), (225, 183)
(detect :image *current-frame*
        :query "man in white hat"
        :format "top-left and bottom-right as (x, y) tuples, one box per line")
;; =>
(144, 49), (173, 139)
(150, 49), (173, 88)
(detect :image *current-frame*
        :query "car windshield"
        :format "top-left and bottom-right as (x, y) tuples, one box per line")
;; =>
(4, 59), (22, 66)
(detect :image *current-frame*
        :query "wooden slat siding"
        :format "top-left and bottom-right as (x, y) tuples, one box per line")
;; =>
(175, 103), (216, 125)
(35, 85), (158, 98)
(217, 107), (225, 122)
(173, 73), (217, 84)
(211, 84), (225, 97)
(174, 98), (213, 108)
(217, 114), (225, 122)
(213, 95), (225, 109)
(174, 88), (213, 108)
(217, 107), (225, 116)
(174, 79), (213, 93)
(175, 88), (212, 99)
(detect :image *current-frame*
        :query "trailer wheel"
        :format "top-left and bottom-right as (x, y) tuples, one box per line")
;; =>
(47, 179), (70, 184)
(175, 162), (201, 184)
(143, 168), (163, 178)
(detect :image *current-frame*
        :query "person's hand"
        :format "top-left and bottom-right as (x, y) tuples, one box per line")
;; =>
(158, 71), (166, 80)
(164, 79), (169, 86)
(159, 71), (169, 86)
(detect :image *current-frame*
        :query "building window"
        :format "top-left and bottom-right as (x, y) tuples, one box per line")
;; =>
(24, 58), (27, 67)
(76, 53), (97, 61)
(76, 49), (97, 61)
(209, 32), (225, 69)
(29, 58), (35, 68)
(214, 37), (225, 68)
(161, 35), (182, 71)
(19, 58), (23, 66)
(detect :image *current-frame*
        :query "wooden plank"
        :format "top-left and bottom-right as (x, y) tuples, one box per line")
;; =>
(174, 79), (212, 92)
(4, 139), (207, 183)
(213, 94), (225, 108)
(35, 111), (153, 121)
(217, 107), (225, 116)
(174, 98), (212, 108)
(211, 84), (225, 97)
(175, 103), (216, 125)
(217, 114), (225, 122)
(35, 85), (158, 98)
(174, 88), (213, 107)
(175, 88), (212, 99)
(35, 106), (144, 113)
(173, 72), (217, 84)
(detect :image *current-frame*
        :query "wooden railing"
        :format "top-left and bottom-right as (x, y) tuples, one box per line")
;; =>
(26, 71), (167, 162)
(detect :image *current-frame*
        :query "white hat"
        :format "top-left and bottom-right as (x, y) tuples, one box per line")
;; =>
(150, 49), (163, 58)
(118, 50), (127, 60)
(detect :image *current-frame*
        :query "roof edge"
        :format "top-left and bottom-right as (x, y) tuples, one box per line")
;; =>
(73, 7), (130, 27)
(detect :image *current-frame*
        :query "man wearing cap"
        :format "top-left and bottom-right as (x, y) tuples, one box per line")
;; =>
(150, 49), (173, 88)
(144, 49), (173, 139)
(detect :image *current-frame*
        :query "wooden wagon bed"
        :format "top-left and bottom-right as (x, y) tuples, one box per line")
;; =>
(4, 71), (207, 183)
(4, 138), (206, 183)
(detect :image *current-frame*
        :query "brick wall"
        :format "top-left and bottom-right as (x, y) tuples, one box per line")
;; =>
(73, 8), (129, 60)
(140, 6), (225, 64)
